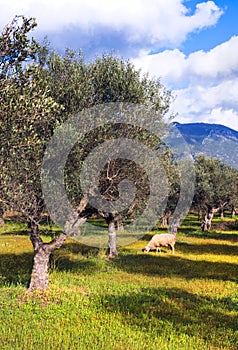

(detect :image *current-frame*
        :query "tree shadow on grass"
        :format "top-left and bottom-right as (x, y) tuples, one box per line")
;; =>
(50, 253), (100, 275)
(178, 227), (200, 235)
(0, 239), (237, 286)
(204, 232), (238, 242)
(178, 241), (238, 256)
(114, 253), (238, 282)
(0, 234), (111, 286)
(98, 286), (238, 348)
(0, 242), (103, 286)
(57, 241), (101, 256)
(182, 231), (238, 243)
(0, 252), (33, 286)
(0, 222), (29, 236)
(0, 230), (29, 236)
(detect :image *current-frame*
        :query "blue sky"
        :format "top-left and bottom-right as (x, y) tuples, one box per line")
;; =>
(1, 0), (238, 130)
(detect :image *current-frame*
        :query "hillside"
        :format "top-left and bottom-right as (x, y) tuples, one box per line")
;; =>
(173, 122), (238, 168)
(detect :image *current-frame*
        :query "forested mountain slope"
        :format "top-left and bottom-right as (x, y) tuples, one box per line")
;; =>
(173, 122), (238, 168)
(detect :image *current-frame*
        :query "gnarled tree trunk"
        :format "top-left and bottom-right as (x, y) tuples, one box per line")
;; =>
(161, 215), (168, 228)
(198, 208), (203, 222)
(107, 214), (118, 258)
(0, 205), (4, 225)
(219, 202), (227, 220)
(27, 196), (89, 291)
(116, 217), (124, 232)
(169, 217), (180, 236)
(161, 211), (172, 228)
(117, 220), (124, 231)
(27, 221), (67, 292)
(231, 206), (237, 218)
(201, 207), (219, 232)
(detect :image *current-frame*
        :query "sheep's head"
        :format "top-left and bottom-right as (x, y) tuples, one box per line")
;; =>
(142, 247), (150, 253)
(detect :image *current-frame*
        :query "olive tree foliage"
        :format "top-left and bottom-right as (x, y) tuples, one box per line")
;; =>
(193, 155), (238, 231)
(0, 15), (39, 77)
(0, 16), (76, 291)
(0, 15), (39, 224)
(44, 50), (174, 256)
(45, 50), (172, 115)
(228, 168), (238, 217)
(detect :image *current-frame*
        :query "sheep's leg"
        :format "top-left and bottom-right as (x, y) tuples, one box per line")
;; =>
(156, 247), (161, 253)
(169, 244), (175, 254)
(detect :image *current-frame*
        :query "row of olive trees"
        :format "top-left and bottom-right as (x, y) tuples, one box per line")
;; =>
(0, 16), (174, 291)
(156, 154), (238, 232)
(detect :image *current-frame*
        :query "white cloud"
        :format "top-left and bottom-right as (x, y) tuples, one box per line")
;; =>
(187, 36), (238, 80)
(1, 0), (236, 130)
(172, 78), (238, 112)
(133, 49), (187, 83)
(0, 0), (223, 47)
(133, 35), (238, 131)
(133, 36), (238, 85)
(170, 78), (238, 131)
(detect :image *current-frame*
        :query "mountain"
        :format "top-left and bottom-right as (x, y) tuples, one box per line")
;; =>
(172, 122), (238, 169)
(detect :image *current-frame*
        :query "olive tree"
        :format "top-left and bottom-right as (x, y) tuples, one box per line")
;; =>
(0, 17), (89, 291)
(45, 50), (174, 256)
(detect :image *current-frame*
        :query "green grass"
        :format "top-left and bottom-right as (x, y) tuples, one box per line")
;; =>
(0, 215), (238, 350)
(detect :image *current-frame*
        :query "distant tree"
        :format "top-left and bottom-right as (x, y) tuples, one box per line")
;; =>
(0, 203), (4, 225)
(158, 145), (181, 229)
(225, 167), (238, 218)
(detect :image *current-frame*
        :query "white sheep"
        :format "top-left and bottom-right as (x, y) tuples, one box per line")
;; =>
(142, 233), (176, 254)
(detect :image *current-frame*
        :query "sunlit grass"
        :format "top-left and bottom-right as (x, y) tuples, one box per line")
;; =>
(0, 214), (238, 350)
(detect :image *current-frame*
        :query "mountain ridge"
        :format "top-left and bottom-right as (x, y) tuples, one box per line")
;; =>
(173, 121), (238, 143)
(171, 121), (238, 169)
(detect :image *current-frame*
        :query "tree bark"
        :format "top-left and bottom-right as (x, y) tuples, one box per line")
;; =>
(107, 214), (118, 258)
(27, 221), (67, 292)
(231, 206), (237, 218)
(219, 203), (227, 220)
(116, 219), (124, 231)
(28, 244), (51, 292)
(198, 208), (203, 222)
(220, 208), (224, 220)
(201, 207), (219, 232)
(169, 217), (180, 235)
(161, 211), (172, 228)
(0, 205), (4, 225)
(161, 215), (168, 228)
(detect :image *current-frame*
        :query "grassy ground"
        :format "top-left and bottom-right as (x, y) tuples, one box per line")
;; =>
(0, 214), (238, 350)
